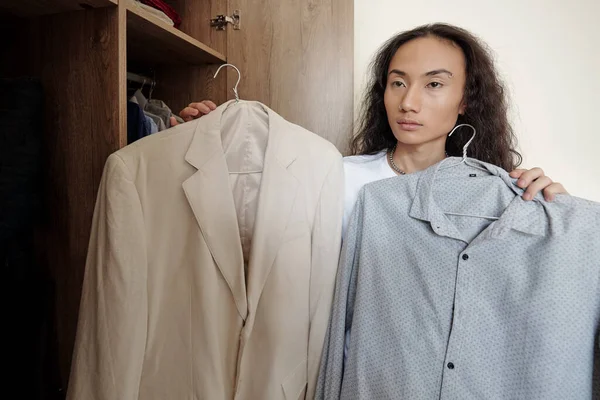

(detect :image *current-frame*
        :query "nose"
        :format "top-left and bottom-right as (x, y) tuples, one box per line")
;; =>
(400, 85), (421, 113)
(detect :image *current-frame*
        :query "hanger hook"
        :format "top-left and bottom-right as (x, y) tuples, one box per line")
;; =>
(214, 63), (241, 102)
(149, 80), (156, 100)
(448, 123), (476, 160)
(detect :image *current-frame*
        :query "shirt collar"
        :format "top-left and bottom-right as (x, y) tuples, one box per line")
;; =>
(408, 157), (549, 238)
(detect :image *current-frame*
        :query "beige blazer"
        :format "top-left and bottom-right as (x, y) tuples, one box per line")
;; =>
(67, 102), (344, 400)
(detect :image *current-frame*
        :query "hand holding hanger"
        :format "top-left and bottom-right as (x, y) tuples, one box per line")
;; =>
(170, 100), (217, 126)
(169, 63), (241, 126)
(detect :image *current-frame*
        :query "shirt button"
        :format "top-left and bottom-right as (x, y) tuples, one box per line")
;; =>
(447, 362), (455, 369)
(462, 254), (469, 261)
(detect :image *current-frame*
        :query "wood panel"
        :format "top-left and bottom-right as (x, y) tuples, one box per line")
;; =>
(30, 7), (124, 389)
(226, 0), (354, 153)
(118, 0), (128, 148)
(169, 0), (227, 56)
(126, 1), (225, 65)
(0, 0), (117, 17)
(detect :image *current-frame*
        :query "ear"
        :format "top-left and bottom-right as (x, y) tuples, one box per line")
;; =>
(459, 102), (467, 115)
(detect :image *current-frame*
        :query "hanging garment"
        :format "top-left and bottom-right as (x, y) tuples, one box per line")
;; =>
(133, 0), (174, 26)
(145, 98), (173, 128)
(130, 88), (148, 109)
(144, 114), (159, 134)
(144, 111), (166, 131)
(131, 89), (179, 130)
(174, 114), (184, 124)
(127, 101), (150, 143)
(316, 157), (600, 400)
(139, 0), (181, 27)
(67, 100), (344, 400)
(148, 99), (185, 126)
(141, 114), (153, 137)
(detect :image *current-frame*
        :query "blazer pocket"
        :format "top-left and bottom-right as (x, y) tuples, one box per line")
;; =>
(281, 358), (307, 400)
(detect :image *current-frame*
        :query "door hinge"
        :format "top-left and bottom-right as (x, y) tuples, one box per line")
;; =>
(211, 10), (241, 31)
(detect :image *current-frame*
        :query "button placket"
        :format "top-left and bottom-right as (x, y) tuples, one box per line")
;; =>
(440, 249), (473, 396)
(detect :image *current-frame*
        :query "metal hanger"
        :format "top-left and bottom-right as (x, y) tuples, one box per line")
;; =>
(440, 124), (487, 172)
(439, 123), (500, 220)
(443, 210), (499, 221)
(149, 79), (156, 100)
(214, 63), (241, 103)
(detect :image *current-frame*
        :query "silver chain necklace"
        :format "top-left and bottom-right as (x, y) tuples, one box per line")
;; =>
(388, 144), (448, 175)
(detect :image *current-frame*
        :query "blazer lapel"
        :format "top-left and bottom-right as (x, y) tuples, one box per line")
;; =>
(246, 109), (299, 318)
(182, 106), (248, 321)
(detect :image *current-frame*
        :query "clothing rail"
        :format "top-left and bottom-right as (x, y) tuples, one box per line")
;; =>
(127, 72), (156, 86)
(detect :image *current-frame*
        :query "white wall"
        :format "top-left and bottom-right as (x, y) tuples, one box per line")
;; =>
(355, 0), (600, 201)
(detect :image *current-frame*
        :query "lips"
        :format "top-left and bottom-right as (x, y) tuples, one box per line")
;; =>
(397, 119), (423, 131)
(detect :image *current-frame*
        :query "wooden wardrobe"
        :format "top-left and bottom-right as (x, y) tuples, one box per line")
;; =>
(0, 0), (352, 397)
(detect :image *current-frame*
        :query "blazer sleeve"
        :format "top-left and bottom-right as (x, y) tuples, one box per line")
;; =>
(305, 155), (344, 400)
(67, 154), (148, 400)
(314, 187), (364, 400)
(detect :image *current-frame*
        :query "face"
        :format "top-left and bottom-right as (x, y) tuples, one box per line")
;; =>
(384, 36), (467, 147)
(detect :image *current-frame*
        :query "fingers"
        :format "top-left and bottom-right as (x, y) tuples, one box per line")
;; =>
(202, 100), (217, 110)
(178, 100), (217, 122)
(179, 107), (199, 122)
(515, 167), (545, 190)
(188, 102), (211, 114)
(542, 182), (567, 202)
(173, 100), (216, 127)
(179, 107), (199, 120)
(522, 175), (552, 201)
(511, 167), (567, 202)
(509, 169), (526, 179)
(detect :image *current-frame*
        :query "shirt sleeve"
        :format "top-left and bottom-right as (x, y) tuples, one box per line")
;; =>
(315, 188), (365, 399)
(67, 154), (148, 400)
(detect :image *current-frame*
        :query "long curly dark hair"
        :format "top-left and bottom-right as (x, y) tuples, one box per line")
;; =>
(351, 23), (522, 171)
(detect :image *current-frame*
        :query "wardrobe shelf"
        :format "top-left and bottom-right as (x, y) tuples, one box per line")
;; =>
(0, 0), (117, 17)
(126, 3), (226, 65)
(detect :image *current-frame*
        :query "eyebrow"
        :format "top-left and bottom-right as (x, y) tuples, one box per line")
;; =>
(426, 69), (453, 77)
(388, 69), (454, 77)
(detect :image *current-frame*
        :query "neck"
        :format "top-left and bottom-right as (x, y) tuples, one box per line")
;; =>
(390, 139), (447, 174)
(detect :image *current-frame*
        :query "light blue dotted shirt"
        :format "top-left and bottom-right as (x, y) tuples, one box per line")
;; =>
(317, 157), (600, 399)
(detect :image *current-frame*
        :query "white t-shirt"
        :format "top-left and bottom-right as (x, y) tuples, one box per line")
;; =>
(341, 150), (396, 360)
(342, 150), (396, 235)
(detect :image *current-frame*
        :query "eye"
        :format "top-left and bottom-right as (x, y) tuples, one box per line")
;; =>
(391, 81), (406, 88)
(427, 81), (443, 89)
